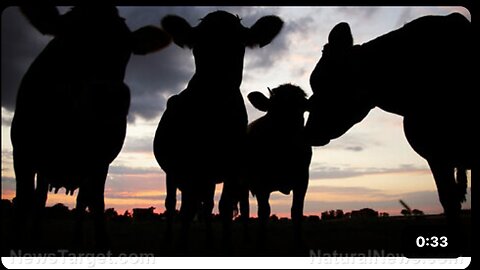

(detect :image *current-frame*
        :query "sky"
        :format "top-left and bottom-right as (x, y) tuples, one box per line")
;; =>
(1, 6), (472, 217)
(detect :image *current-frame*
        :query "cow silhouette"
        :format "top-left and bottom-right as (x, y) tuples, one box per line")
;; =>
(306, 13), (475, 226)
(240, 84), (312, 243)
(11, 5), (170, 248)
(153, 10), (283, 245)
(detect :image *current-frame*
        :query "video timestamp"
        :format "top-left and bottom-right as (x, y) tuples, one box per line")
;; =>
(415, 236), (448, 248)
(402, 224), (469, 258)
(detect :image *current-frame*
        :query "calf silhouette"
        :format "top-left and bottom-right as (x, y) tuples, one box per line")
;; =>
(306, 13), (475, 227)
(11, 5), (170, 248)
(153, 11), (283, 244)
(241, 84), (312, 242)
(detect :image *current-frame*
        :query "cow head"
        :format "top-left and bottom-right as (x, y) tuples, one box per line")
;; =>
(305, 22), (374, 146)
(248, 84), (308, 124)
(161, 10), (283, 85)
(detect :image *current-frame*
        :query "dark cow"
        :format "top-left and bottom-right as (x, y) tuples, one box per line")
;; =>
(153, 11), (283, 243)
(11, 6), (170, 248)
(306, 13), (475, 226)
(241, 84), (312, 242)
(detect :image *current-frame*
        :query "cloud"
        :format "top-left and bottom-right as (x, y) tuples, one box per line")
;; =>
(1, 6), (199, 123)
(2, 108), (14, 126)
(105, 191), (165, 201)
(1, 7), (52, 111)
(1, 176), (16, 194)
(309, 163), (430, 180)
(121, 136), (156, 153)
(109, 164), (161, 176)
(344, 146), (364, 152)
(1, 6), (315, 124)
(322, 131), (382, 150)
(245, 12), (315, 71)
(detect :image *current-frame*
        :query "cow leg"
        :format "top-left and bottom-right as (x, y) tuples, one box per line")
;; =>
(219, 180), (235, 246)
(429, 160), (461, 223)
(201, 181), (216, 244)
(74, 186), (88, 249)
(164, 174), (177, 243)
(292, 179), (308, 246)
(238, 183), (250, 241)
(428, 159), (464, 253)
(256, 191), (270, 246)
(31, 173), (49, 247)
(179, 184), (197, 252)
(89, 166), (109, 251)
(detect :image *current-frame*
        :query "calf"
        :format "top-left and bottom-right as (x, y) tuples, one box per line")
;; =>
(243, 84), (312, 241)
(153, 11), (283, 243)
(11, 5), (170, 248)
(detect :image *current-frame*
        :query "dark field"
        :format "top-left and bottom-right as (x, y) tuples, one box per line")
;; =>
(2, 213), (471, 257)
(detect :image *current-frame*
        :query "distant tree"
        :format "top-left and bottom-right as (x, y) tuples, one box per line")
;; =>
(401, 209), (411, 216)
(379, 212), (390, 218)
(412, 209), (424, 216)
(133, 207), (156, 221)
(270, 214), (279, 221)
(351, 208), (378, 219)
(123, 210), (132, 218)
(335, 209), (344, 219)
(307, 215), (320, 222)
(321, 211), (330, 220)
(47, 203), (70, 218)
(105, 208), (118, 220)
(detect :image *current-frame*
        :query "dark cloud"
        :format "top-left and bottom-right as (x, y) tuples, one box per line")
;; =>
(309, 163), (429, 180)
(122, 6), (306, 121)
(1, 6), (304, 123)
(2, 6), (202, 122)
(1, 7), (52, 111)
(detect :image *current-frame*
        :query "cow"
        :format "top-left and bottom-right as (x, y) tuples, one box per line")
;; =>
(305, 13), (475, 229)
(153, 10), (283, 245)
(10, 5), (170, 249)
(241, 84), (312, 243)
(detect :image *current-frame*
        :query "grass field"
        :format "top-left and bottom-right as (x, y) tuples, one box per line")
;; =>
(2, 213), (471, 257)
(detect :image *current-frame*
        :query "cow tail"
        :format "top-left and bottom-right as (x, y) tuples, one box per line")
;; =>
(455, 167), (468, 203)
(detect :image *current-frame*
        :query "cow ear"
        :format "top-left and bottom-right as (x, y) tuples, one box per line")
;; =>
(328, 22), (353, 49)
(161, 15), (194, 49)
(246, 15), (283, 48)
(20, 6), (60, 35)
(248, 91), (270, 112)
(131, 25), (171, 55)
